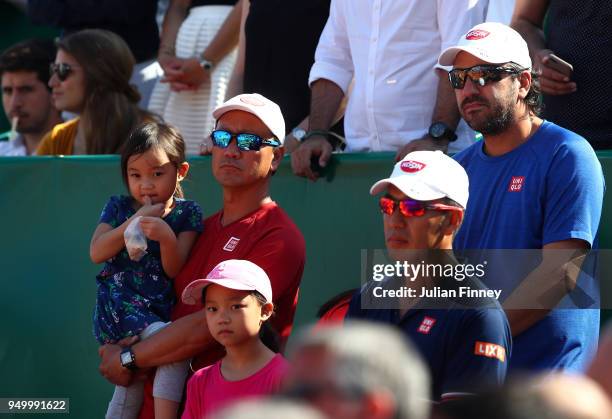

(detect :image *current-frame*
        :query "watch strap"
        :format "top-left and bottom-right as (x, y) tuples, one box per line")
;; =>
(303, 130), (346, 151)
(428, 122), (458, 142)
(120, 347), (138, 371)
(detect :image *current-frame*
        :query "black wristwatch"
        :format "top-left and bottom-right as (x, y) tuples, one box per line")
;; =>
(428, 122), (457, 142)
(120, 347), (138, 371)
(303, 130), (346, 151)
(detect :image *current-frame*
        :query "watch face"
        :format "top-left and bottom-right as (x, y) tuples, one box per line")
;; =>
(429, 122), (447, 138)
(293, 128), (306, 141)
(120, 350), (132, 366)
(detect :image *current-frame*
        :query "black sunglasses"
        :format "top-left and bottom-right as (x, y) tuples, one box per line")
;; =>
(448, 64), (526, 89)
(49, 63), (73, 82)
(211, 129), (281, 151)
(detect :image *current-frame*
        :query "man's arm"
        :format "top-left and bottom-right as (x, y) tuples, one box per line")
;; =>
(290, 0), (353, 181)
(290, 79), (344, 181)
(99, 309), (213, 386)
(396, 0), (486, 158)
(511, 0), (576, 95)
(395, 69), (461, 160)
(503, 239), (589, 336)
(284, 80), (351, 153)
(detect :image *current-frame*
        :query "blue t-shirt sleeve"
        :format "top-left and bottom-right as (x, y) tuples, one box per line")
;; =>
(441, 309), (511, 397)
(173, 200), (204, 234)
(98, 196), (124, 228)
(345, 292), (362, 319)
(542, 141), (604, 246)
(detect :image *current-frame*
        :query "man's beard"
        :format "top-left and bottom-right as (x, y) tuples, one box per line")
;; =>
(462, 92), (516, 136)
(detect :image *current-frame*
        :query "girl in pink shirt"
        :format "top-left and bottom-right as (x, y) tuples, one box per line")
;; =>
(180, 259), (289, 419)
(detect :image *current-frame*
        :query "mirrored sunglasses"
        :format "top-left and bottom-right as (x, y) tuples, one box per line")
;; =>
(211, 129), (281, 151)
(379, 196), (460, 217)
(49, 63), (73, 82)
(448, 64), (525, 89)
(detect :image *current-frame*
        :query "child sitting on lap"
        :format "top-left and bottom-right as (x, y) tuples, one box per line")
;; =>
(90, 122), (203, 419)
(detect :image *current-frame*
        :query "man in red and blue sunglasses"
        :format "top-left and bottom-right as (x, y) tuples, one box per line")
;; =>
(346, 150), (511, 402)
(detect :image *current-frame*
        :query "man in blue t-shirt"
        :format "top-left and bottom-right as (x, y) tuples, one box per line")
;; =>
(438, 22), (605, 372)
(347, 150), (511, 401)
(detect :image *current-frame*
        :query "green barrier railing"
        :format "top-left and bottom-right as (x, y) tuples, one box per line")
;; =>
(1, 152), (611, 417)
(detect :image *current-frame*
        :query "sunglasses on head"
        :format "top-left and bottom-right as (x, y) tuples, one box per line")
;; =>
(211, 129), (281, 151)
(49, 62), (73, 82)
(448, 64), (525, 89)
(379, 196), (460, 217)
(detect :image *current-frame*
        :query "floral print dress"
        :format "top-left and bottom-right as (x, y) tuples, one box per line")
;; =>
(93, 195), (203, 344)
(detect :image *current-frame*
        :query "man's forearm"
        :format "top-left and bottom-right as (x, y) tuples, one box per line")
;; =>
(308, 79), (345, 131)
(133, 309), (213, 368)
(431, 69), (461, 129)
(503, 244), (588, 336)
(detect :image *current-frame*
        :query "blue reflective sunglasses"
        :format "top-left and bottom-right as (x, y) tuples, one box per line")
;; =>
(211, 129), (281, 151)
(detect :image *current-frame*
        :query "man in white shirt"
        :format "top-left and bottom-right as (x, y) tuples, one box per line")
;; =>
(291, 0), (488, 180)
(0, 39), (62, 155)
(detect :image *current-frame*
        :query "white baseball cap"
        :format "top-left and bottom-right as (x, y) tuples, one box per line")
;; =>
(370, 151), (469, 209)
(438, 22), (532, 70)
(212, 93), (286, 144)
(181, 259), (273, 306)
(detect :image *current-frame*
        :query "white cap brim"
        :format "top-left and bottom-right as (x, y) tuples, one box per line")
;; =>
(370, 178), (447, 202)
(438, 45), (531, 69)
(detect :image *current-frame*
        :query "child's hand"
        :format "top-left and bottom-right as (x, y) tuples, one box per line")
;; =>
(135, 196), (165, 218)
(139, 217), (176, 245)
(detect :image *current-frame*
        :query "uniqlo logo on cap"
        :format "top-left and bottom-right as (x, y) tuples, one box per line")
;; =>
(400, 160), (426, 173)
(417, 316), (436, 334)
(508, 176), (525, 192)
(466, 29), (490, 40)
(474, 341), (506, 362)
(223, 237), (240, 252)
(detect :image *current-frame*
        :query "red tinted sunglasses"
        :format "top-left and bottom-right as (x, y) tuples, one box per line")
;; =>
(379, 196), (460, 217)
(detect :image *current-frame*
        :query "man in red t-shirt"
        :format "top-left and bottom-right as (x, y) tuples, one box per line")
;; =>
(98, 93), (305, 418)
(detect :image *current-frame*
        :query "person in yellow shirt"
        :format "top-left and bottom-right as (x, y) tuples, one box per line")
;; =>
(38, 29), (155, 155)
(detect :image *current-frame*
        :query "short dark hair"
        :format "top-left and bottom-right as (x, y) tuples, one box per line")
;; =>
(507, 63), (543, 116)
(0, 39), (56, 86)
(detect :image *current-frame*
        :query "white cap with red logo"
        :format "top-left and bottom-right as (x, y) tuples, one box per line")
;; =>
(181, 259), (273, 306)
(438, 22), (532, 69)
(212, 93), (286, 144)
(369, 151), (469, 208)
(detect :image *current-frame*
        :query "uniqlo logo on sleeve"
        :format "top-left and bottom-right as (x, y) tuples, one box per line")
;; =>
(508, 176), (525, 192)
(474, 341), (506, 362)
(417, 316), (436, 334)
(222, 237), (240, 252)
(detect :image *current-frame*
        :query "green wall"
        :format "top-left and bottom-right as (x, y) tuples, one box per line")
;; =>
(0, 152), (610, 417)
